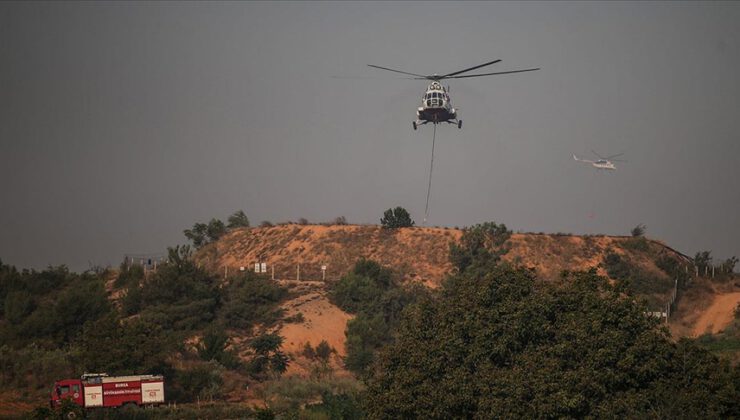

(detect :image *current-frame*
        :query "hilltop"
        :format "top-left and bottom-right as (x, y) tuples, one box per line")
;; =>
(189, 224), (740, 388)
(195, 224), (689, 287)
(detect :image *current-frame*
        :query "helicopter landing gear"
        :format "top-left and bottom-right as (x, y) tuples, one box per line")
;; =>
(413, 121), (417, 130)
(458, 120), (462, 129)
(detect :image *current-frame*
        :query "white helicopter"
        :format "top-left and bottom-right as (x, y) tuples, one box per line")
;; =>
(367, 59), (539, 130)
(573, 151), (627, 170)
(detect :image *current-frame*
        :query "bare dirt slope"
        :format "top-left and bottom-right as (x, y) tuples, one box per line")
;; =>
(692, 292), (740, 336)
(199, 225), (461, 287)
(270, 280), (354, 378)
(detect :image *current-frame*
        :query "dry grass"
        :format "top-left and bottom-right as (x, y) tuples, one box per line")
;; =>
(197, 225), (461, 287)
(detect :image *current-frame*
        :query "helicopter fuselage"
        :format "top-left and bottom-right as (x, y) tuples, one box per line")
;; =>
(591, 160), (616, 170)
(414, 82), (460, 130)
(573, 155), (618, 170)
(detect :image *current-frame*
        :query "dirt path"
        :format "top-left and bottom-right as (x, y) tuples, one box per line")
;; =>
(692, 292), (740, 336)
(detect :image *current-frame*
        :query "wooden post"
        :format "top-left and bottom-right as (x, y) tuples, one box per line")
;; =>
(224, 266), (228, 279)
(297, 264), (300, 281)
(272, 265), (275, 281)
(712, 266), (715, 278)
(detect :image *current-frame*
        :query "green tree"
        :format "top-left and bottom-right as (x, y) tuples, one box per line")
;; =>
(380, 207), (414, 229)
(3, 290), (35, 324)
(219, 273), (287, 331)
(170, 361), (224, 403)
(449, 221), (511, 272)
(138, 246), (219, 331)
(365, 265), (739, 418)
(206, 218), (227, 242)
(77, 315), (171, 375)
(314, 340), (333, 364)
(115, 262), (144, 288)
(248, 333), (289, 380)
(227, 210), (250, 228)
(722, 256), (739, 273)
(184, 222), (208, 248)
(631, 223), (647, 237)
(197, 329), (240, 369)
(329, 259), (424, 376)
(184, 218), (227, 248)
(695, 250), (713, 273)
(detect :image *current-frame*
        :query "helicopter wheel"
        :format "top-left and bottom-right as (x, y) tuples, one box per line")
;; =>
(412, 121), (417, 131)
(458, 120), (462, 129)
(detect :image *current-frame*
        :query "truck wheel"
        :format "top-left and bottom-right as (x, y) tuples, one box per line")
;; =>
(65, 411), (77, 420)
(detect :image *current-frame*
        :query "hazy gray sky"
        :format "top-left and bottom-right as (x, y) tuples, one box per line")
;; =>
(1, 1), (739, 271)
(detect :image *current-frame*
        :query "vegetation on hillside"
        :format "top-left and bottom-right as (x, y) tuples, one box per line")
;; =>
(184, 210), (249, 249)
(380, 207), (414, 229)
(0, 243), (290, 406)
(365, 251), (740, 418)
(2, 218), (738, 417)
(449, 221), (511, 272)
(329, 258), (428, 377)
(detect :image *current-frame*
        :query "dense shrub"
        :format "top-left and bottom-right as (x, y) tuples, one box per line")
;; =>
(622, 236), (649, 252)
(184, 218), (227, 248)
(449, 221), (511, 272)
(329, 259), (426, 376)
(247, 333), (289, 381)
(365, 265), (740, 418)
(631, 223), (646, 237)
(114, 263), (144, 288)
(77, 315), (172, 375)
(197, 329), (240, 370)
(169, 361), (224, 403)
(380, 207), (414, 229)
(603, 251), (631, 280)
(218, 273), (287, 331)
(227, 210), (250, 228)
(137, 246), (220, 331)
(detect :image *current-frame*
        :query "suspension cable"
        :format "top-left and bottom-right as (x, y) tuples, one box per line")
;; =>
(423, 124), (437, 225)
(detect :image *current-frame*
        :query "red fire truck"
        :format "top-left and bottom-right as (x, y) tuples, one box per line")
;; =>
(50, 373), (165, 409)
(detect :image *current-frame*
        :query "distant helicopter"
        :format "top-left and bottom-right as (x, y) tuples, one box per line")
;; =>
(367, 59), (539, 130)
(573, 151), (627, 170)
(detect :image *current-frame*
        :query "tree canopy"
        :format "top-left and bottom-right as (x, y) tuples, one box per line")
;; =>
(227, 210), (250, 229)
(365, 264), (739, 418)
(380, 207), (414, 229)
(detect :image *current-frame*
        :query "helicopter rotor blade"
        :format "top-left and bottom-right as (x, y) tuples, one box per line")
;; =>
(331, 75), (416, 80)
(591, 150), (606, 160)
(444, 68), (540, 79)
(438, 59), (502, 79)
(367, 64), (428, 79)
(605, 153), (625, 160)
